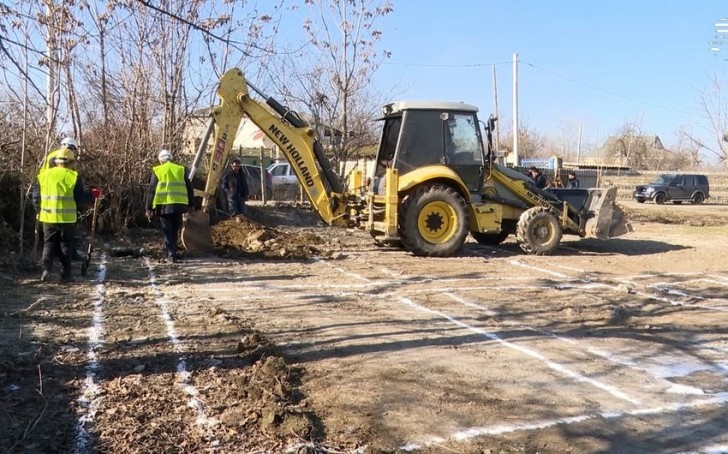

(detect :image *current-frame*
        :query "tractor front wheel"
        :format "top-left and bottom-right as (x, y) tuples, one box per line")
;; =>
(399, 184), (469, 257)
(516, 207), (562, 255)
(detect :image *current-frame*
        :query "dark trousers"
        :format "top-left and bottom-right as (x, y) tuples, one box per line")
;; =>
(159, 212), (182, 258)
(42, 223), (75, 278)
(227, 196), (245, 216)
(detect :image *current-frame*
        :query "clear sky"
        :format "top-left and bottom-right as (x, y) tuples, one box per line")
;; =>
(373, 1), (727, 155)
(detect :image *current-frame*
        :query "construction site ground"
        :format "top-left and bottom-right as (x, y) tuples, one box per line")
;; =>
(2, 199), (728, 454)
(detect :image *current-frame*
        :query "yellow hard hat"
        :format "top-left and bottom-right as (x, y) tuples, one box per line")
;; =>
(55, 148), (76, 162)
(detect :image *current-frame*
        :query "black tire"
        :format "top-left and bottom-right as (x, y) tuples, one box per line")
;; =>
(673, 201), (683, 205)
(691, 192), (705, 205)
(654, 193), (666, 205)
(516, 207), (562, 255)
(471, 230), (510, 245)
(636, 198), (645, 204)
(399, 184), (469, 257)
(372, 237), (405, 249)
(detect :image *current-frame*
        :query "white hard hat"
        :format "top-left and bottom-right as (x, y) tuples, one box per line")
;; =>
(157, 149), (173, 162)
(61, 137), (78, 149)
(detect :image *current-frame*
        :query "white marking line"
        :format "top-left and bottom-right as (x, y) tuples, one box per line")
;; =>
(322, 259), (638, 403)
(145, 258), (218, 433)
(399, 296), (639, 404)
(73, 255), (107, 454)
(626, 286), (728, 313)
(443, 293), (706, 395)
(678, 445), (728, 454)
(351, 256), (728, 449)
(507, 261), (728, 384)
(402, 392), (728, 451)
(510, 259), (728, 314)
(648, 283), (728, 305)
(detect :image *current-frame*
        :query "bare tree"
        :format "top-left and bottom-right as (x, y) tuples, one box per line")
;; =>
(0, 0), (283, 232)
(500, 119), (547, 161)
(554, 119), (581, 161)
(269, 0), (393, 174)
(674, 126), (703, 169)
(694, 72), (728, 167)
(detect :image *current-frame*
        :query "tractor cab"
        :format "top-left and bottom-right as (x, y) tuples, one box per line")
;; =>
(372, 101), (486, 197)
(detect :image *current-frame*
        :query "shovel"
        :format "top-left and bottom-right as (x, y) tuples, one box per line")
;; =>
(81, 197), (100, 277)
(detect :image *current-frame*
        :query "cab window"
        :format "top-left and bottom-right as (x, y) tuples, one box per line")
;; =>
(375, 117), (401, 177)
(445, 113), (483, 165)
(396, 110), (445, 174)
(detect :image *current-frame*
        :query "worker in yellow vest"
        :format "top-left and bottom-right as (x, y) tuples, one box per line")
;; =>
(41, 138), (87, 261)
(33, 148), (99, 282)
(144, 149), (193, 263)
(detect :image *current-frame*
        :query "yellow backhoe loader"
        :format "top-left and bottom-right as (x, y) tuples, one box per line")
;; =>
(182, 68), (631, 256)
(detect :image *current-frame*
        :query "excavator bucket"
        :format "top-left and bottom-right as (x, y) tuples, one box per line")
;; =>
(582, 186), (633, 239)
(181, 211), (216, 255)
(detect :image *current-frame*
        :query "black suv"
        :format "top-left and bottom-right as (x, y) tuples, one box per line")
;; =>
(633, 174), (709, 205)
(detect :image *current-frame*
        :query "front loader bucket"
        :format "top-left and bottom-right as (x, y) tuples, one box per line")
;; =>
(582, 186), (632, 239)
(608, 204), (633, 237)
(181, 211), (216, 255)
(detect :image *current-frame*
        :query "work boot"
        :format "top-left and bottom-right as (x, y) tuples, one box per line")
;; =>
(40, 270), (50, 282)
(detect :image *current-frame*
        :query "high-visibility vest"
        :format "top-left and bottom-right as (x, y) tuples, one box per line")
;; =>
(38, 167), (78, 223)
(152, 162), (188, 208)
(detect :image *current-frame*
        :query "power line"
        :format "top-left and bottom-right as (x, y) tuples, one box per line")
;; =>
(521, 59), (705, 118)
(382, 60), (511, 68)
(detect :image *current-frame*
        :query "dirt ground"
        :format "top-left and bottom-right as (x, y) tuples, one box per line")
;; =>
(2, 199), (728, 453)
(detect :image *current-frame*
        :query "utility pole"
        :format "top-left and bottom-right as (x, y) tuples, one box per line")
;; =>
(512, 52), (519, 167)
(577, 122), (582, 165)
(492, 64), (500, 152)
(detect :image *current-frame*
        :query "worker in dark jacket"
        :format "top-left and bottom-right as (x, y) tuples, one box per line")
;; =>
(33, 148), (97, 282)
(144, 149), (194, 263)
(528, 166), (549, 189)
(566, 171), (580, 188)
(221, 158), (248, 216)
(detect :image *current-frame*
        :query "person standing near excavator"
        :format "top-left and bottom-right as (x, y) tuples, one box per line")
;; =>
(145, 149), (194, 263)
(221, 158), (248, 216)
(528, 166), (549, 189)
(33, 148), (97, 282)
(566, 171), (581, 188)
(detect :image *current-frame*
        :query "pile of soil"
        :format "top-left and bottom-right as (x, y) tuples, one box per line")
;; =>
(211, 203), (341, 260)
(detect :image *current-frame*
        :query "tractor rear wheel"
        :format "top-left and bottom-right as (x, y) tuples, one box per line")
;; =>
(516, 207), (562, 255)
(399, 184), (469, 257)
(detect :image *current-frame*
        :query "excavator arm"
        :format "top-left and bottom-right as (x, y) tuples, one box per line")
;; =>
(182, 68), (351, 253)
